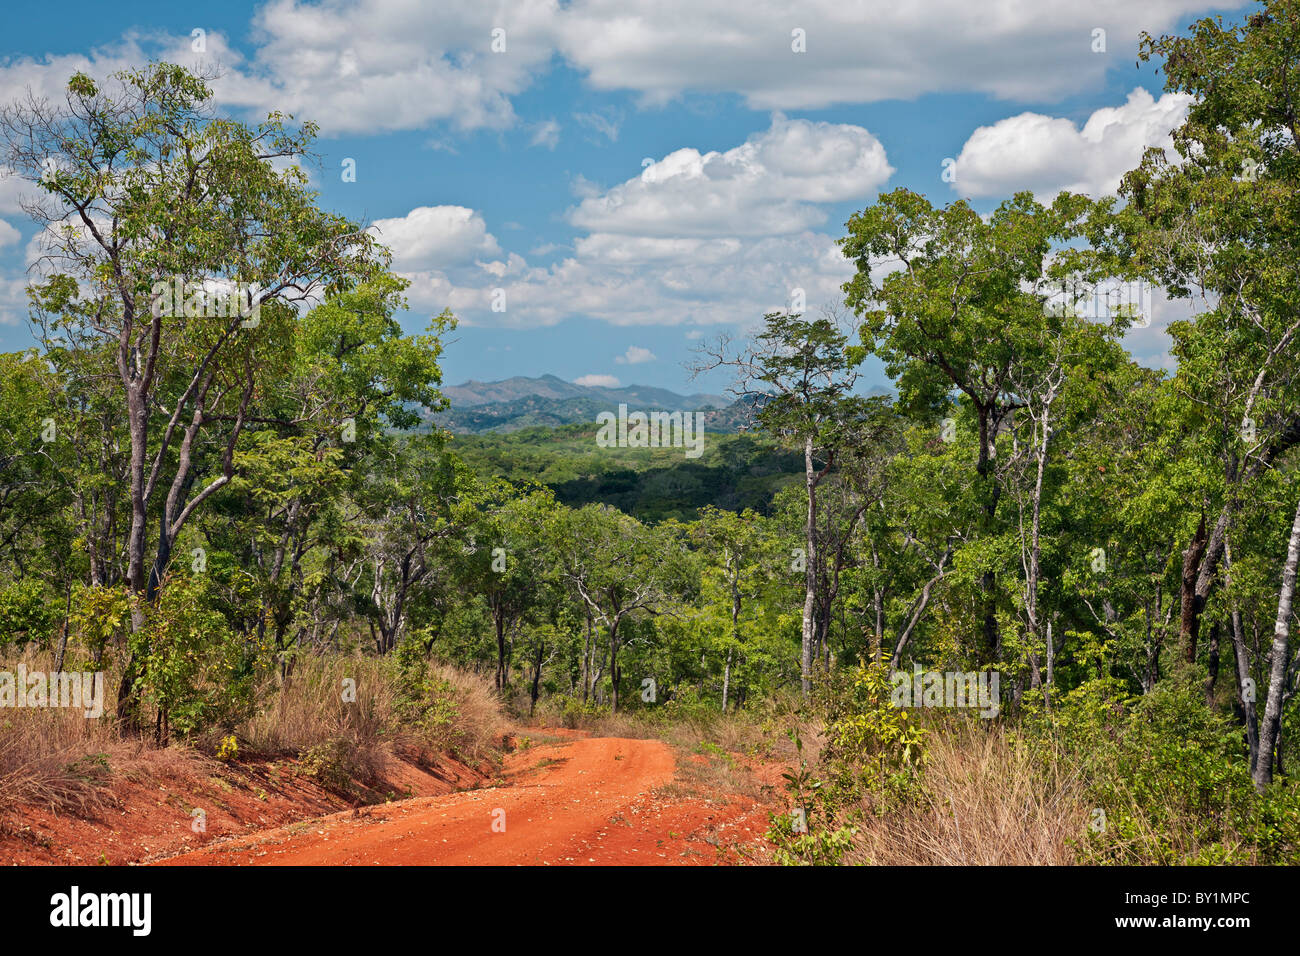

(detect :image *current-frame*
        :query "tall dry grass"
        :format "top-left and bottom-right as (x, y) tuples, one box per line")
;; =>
(1, 646), (509, 812)
(235, 654), (506, 789)
(846, 719), (1089, 865)
(0, 648), (123, 812)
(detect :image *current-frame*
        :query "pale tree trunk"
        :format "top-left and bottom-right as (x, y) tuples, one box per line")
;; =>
(871, 544), (885, 664)
(723, 564), (739, 711)
(975, 406), (1000, 659)
(801, 436), (818, 698)
(581, 610), (592, 703)
(1023, 390), (1053, 691)
(722, 647), (732, 712)
(1230, 599), (1259, 770)
(1255, 497), (1300, 793)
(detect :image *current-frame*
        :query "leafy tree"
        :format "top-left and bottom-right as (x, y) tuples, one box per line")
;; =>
(841, 187), (1099, 662)
(695, 310), (871, 695)
(0, 64), (394, 727)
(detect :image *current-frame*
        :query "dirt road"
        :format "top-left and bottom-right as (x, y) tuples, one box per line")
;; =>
(159, 734), (771, 866)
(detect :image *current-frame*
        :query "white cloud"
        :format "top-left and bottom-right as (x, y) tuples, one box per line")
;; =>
(569, 114), (893, 238)
(575, 373), (620, 387)
(616, 345), (656, 364)
(0, 220), (20, 248)
(0, 5), (554, 138)
(211, 0), (560, 134)
(529, 119), (561, 149)
(553, 0), (1243, 109)
(367, 206), (502, 271)
(0, 273), (31, 326)
(0, 2), (1246, 139)
(398, 229), (852, 328)
(953, 88), (1193, 198)
(0, 169), (37, 216)
(379, 117), (875, 329)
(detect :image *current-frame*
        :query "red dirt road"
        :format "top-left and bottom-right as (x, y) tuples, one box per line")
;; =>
(158, 735), (772, 866)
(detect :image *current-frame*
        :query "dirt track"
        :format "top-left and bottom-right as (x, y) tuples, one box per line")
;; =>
(158, 734), (771, 866)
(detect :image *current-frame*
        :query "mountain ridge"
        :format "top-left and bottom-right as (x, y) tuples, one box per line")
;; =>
(432, 374), (749, 434)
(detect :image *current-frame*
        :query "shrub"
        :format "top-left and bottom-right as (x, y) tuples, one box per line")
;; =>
(0, 580), (60, 648)
(1020, 675), (1300, 864)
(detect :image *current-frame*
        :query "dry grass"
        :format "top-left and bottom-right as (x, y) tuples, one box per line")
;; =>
(0, 649), (123, 813)
(235, 654), (507, 790)
(423, 662), (508, 761)
(845, 719), (1089, 865)
(1, 647), (508, 813)
(236, 655), (395, 786)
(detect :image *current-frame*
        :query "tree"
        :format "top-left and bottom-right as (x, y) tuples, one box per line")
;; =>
(841, 187), (1098, 662)
(695, 310), (870, 696)
(0, 64), (392, 728)
(1095, 3), (1300, 666)
(554, 504), (690, 712)
(693, 506), (768, 710)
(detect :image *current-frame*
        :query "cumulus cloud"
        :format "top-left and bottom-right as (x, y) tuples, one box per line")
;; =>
(367, 206), (502, 271)
(569, 114), (892, 237)
(0, 2), (1244, 139)
(953, 88), (1193, 198)
(397, 229), (852, 328)
(0, 4), (553, 137)
(209, 0), (559, 134)
(0, 220), (20, 248)
(574, 373), (620, 387)
(553, 0), (1241, 109)
(615, 345), (656, 364)
(370, 115), (880, 329)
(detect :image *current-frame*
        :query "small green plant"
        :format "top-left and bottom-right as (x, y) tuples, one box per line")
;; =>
(767, 729), (857, 865)
(820, 663), (928, 811)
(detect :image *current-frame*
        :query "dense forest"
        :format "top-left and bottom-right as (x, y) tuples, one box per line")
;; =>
(4, 4), (1300, 865)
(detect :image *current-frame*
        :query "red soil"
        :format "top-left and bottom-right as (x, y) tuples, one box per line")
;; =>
(0, 747), (490, 865)
(158, 735), (773, 866)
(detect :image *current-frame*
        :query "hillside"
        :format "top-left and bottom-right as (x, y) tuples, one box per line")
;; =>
(449, 423), (802, 520)
(429, 374), (752, 434)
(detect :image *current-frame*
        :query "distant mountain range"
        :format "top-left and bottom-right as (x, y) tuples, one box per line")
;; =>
(428, 374), (758, 434)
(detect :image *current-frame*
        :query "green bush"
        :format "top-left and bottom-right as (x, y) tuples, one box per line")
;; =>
(0, 580), (60, 647)
(1022, 675), (1300, 864)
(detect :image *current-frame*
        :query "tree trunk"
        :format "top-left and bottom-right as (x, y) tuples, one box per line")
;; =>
(800, 435), (818, 697)
(494, 607), (507, 691)
(608, 619), (622, 713)
(118, 383), (150, 730)
(1255, 497), (1300, 793)
(1205, 620), (1221, 703)
(1179, 514), (1208, 665)
(529, 645), (543, 716)
(722, 647), (733, 712)
(1231, 601), (1259, 771)
(976, 406), (999, 660)
(581, 610), (592, 703)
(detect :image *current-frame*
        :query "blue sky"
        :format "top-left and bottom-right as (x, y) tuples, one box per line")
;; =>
(0, 0), (1253, 396)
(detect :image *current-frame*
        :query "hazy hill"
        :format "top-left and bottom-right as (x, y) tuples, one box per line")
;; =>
(431, 374), (753, 434)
